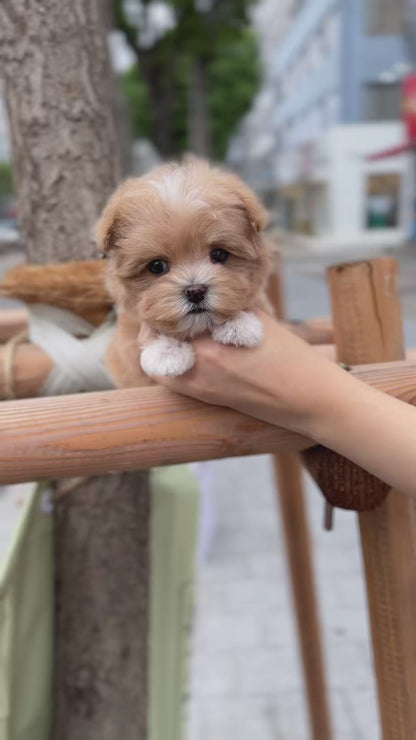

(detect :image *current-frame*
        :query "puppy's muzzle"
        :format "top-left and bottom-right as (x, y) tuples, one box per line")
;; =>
(184, 284), (208, 305)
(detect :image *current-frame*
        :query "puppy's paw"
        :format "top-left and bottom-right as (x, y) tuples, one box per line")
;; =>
(140, 336), (195, 377)
(212, 311), (263, 348)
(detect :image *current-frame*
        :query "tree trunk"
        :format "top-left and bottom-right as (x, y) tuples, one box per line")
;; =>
(104, 0), (134, 175)
(54, 474), (150, 740)
(0, 3), (151, 739)
(113, 84), (135, 176)
(141, 53), (177, 158)
(187, 55), (213, 158)
(0, 0), (120, 261)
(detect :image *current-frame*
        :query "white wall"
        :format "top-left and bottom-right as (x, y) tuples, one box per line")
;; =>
(327, 122), (408, 247)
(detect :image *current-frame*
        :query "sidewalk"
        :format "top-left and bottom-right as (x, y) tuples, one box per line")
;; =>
(187, 457), (379, 740)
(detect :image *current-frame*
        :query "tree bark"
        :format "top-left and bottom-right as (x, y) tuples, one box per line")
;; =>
(0, 2), (151, 739)
(54, 474), (150, 740)
(140, 52), (177, 158)
(103, 0), (134, 175)
(0, 0), (120, 261)
(187, 55), (213, 158)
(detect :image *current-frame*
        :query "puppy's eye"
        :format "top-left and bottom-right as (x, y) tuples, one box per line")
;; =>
(210, 247), (229, 264)
(148, 259), (169, 276)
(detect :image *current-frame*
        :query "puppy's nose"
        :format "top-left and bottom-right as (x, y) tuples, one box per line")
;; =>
(185, 284), (208, 304)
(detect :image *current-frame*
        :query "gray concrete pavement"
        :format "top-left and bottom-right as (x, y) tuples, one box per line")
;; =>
(282, 244), (416, 344)
(188, 458), (378, 740)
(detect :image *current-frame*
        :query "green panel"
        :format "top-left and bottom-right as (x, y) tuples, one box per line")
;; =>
(0, 483), (53, 740)
(149, 466), (200, 740)
(0, 466), (199, 740)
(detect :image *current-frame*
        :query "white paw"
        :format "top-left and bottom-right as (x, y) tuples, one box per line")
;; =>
(212, 311), (263, 348)
(140, 336), (195, 377)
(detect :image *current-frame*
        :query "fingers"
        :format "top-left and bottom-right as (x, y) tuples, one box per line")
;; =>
(149, 368), (201, 399)
(151, 374), (183, 390)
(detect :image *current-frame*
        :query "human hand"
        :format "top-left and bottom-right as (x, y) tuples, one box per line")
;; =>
(138, 311), (350, 438)
(139, 313), (416, 497)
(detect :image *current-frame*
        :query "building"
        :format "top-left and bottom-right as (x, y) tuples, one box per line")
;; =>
(227, 0), (298, 201)
(274, 0), (414, 248)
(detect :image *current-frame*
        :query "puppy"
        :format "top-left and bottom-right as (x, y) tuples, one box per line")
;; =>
(95, 158), (271, 385)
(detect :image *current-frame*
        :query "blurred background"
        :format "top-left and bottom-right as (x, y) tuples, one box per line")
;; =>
(1, 2), (416, 739)
(2, 0), (416, 250)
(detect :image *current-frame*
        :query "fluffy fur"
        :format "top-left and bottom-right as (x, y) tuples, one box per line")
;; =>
(95, 157), (271, 383)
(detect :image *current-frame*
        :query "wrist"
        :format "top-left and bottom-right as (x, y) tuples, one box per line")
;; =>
(297, 363), (360, 446)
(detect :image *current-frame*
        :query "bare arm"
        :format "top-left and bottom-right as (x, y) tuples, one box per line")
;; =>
(142, 312), (416, 497)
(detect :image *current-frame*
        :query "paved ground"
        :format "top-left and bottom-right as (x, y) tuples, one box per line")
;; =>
(187, 243), (416, 740)
(188, 460), (378, 740)
(280, 241), (416, 344)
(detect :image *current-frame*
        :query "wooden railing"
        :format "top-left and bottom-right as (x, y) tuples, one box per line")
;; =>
(1, 257), (416, 740)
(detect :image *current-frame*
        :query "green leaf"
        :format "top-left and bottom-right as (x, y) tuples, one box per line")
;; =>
(114, 0), (260, 160)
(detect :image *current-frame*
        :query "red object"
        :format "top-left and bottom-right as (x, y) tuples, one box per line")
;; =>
(366, 75), (416, 161)
(403, 75), (416, 143)
(367, 140), (416, 161)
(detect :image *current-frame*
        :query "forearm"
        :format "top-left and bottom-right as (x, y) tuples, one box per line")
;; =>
(305, 370), (416, 496)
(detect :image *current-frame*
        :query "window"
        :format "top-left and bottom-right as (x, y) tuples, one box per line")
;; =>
(365, 0), (405, 35)
(366, 174), (400, 229)
(365, 83), (402, 121)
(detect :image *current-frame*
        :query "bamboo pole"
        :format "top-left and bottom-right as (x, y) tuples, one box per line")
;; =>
(328, 258), (416, 740)
(268, 254), (332, 740)
(0, 385), (310, 483)
(0, 305), (333, 344)
(0, 342), (52, 398)
(0, 361), (414, 485)
(1, 339), (416, 402)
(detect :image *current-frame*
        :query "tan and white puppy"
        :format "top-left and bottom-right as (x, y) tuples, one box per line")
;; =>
(95, 157), (271, 383)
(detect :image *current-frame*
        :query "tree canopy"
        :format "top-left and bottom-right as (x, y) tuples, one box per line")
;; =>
(115, 0), (261, 159)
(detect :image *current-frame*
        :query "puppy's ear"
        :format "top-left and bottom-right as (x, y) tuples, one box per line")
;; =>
(223, 173), (269, 232)
(94, 200), (122, 256)
(235, 179), (269, 232)
(94, 178), (142, 255)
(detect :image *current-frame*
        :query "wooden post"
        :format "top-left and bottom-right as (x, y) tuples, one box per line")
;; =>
(272, 455), (332, 740)
(268, 255), (332, 740)
(328, 258), (416, 739)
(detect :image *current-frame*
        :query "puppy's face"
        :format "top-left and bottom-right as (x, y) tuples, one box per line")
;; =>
(95, 160), (270, 339)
